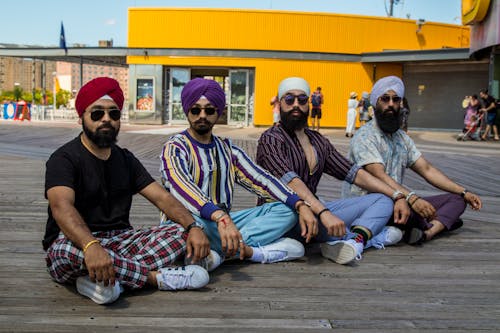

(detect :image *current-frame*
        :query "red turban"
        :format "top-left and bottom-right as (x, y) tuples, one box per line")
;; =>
(75, 77), (124, 117)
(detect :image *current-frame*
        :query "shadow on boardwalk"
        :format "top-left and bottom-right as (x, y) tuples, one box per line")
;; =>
(0, 121), (499, 332)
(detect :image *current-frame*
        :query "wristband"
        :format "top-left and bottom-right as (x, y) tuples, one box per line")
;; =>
(295, 200), (311, 213)
(460, 189), (468, 198)
(409, 196), (420, 208)
(317, 208), (330, 220)
(405, 191), (416, 202)
(83, 239), (100, 253)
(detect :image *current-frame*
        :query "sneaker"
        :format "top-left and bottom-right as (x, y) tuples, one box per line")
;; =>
(365, 226), (403, 249)
(320, 239), (363, 265)
(404, 227), (426, 245)
(184, 249), (222, 272)
(76, 275), (122, 305)
(258, 237), (305, 263)
(156, 265), (209, 290)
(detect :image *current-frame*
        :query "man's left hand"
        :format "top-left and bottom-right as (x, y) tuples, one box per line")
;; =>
(464, 192), (482, 210)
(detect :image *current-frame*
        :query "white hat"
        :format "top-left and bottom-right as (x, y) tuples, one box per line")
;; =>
(278, 77), (310, 99)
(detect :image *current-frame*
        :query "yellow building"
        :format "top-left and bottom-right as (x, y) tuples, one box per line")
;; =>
(127, 8), (486, 129)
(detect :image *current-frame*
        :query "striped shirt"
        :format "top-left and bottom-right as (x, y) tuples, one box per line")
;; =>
(160, 130), (300, 220)
(256, 125), (359, 196)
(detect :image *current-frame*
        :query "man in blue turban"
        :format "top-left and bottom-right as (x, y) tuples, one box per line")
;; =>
(343, 76), (483, 244)
(159, 78), (317, 271)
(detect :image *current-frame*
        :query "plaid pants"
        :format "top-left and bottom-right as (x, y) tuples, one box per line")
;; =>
(46, 225), (187, 289)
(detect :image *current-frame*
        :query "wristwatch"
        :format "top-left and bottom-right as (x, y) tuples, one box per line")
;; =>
(185, 221), (204, 232)
(391, 190), (405, 202)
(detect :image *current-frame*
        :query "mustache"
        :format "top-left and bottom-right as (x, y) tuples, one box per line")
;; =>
(97, 124), (115, 130)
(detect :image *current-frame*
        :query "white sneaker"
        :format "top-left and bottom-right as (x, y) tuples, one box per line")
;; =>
(156, 265), (209, 290)
(366, 226), (403, 249)
(184, 249), (223, 272)
(320, 239), (363, 265)
(259, 237), (305, 263)
(76, 275), (122, 305)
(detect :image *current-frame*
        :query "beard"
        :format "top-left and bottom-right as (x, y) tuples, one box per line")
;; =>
(374, 105), (401, 134)
(190, 119), (215, 136)
(82, 118), (119, 148)
(280, 106), (309, 132)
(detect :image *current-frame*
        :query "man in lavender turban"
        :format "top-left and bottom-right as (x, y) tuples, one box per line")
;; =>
(344, 76), (482, 245)
(160, 78), (317, 271)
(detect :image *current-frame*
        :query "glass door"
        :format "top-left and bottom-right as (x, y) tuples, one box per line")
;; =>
(168, 68), (190, 124)
(228, 70), (249, 126)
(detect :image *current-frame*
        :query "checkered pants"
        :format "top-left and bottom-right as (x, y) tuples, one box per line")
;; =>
(45, 225), (187, 289)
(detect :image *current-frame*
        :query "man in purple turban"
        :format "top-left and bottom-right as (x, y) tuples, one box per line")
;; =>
(160, 78), (317, 271)
(344, 76), (482, 244)
(44, 77), (210, 305)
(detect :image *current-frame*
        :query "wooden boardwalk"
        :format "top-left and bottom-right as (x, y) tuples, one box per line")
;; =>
(1, 121), (499, 332)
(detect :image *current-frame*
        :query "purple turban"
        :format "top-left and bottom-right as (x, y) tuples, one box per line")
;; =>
(181, 78), (226, 116)
(370, 76), (405, 106)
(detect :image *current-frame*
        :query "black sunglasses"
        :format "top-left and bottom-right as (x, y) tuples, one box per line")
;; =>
(90, 108), (121, 121)
(190, 107), (217, 116)
(282, 94), (309, 106)
(379, 95), (402, 104)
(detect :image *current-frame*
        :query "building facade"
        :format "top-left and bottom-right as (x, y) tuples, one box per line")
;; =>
(126, 8), (486, 129)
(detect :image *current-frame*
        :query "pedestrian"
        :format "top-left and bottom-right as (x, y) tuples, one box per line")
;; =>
(400, 97), (410, 132)
(358, 91), (372, 126)
(479, 89), (499, 141)
(270, 94), (280, 126)
(346, 91), (358, 137)
(310, 86), (323, 131)
(44, 77), (209, 305)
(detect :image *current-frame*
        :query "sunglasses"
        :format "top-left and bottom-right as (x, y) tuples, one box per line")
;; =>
(282, 94), (309, 106)
(379, 95), (402, 103)
(190, 107), (217, 116)
(89, 108), (121, 121)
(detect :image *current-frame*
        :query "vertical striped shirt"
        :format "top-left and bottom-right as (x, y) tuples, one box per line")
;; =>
(256, 125), (359, 196)
(160, 130), (300, 220)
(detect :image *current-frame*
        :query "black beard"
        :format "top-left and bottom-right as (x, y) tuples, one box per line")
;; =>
(374, 106), (401, 134)
(190, 119), (214, 136)
(280, 107), (309, 132)
(82, 118), (119, 148)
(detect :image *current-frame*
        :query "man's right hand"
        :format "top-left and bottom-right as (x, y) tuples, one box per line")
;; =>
(83, 243), (115, 287)
(411, 198), (436, 220)
(186, 228), (210, 263)
(217, 216), (246, 259)
(320, 211), (346, 237)
(393, 198), (411, 224)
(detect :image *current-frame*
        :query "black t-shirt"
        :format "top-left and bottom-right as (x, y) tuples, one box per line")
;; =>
(43, 135), (155, 250)
(483, 95), (497, 114)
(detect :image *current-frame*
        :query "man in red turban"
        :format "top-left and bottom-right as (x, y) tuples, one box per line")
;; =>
(44, 77), (211, 305)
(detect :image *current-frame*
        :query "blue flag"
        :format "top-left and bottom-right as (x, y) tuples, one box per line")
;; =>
(59, 22), (67, 54)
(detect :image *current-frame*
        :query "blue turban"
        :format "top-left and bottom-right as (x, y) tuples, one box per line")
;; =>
(181, 78), (226, 116)
(370, 76), (405, 106)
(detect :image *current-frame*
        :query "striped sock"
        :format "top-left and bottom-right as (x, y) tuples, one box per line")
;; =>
(351, 226), (370, 246)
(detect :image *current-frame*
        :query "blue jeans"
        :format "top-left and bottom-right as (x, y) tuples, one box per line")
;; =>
(192, 202), (297, 256)
(286, 193), (393, 243)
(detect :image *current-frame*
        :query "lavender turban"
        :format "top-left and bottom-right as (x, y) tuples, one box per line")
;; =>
(181, 78), (226, 116)
(370, 76), (405, 106)
(278, 77), (310, 99)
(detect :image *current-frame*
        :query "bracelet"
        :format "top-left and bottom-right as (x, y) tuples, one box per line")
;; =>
(83, 239), (100, 253)
(295, 200), (311, 213)
(408, 196), (420, 208)
(405, 191), (416, 202)
(391, 190), (404, 201)
(213, 211), (227, 223)
(317, 208), (330, 220)
(460, 189), (468, 198)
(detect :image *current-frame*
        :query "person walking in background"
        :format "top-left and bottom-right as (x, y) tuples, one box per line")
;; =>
(345, 92), (358, 137)
(358, 92), (372, 126)
(270, 94), (280, 126)
(400, 97), (410, 133)
(159, 78), (315, 271)
(479, 89), (499, 141)
(343, 76), (482, 245)
(310, 86), (323, 131)
(44, 77), (210, 305)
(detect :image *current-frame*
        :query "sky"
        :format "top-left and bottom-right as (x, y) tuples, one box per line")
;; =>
(0, 0), (462, 47)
